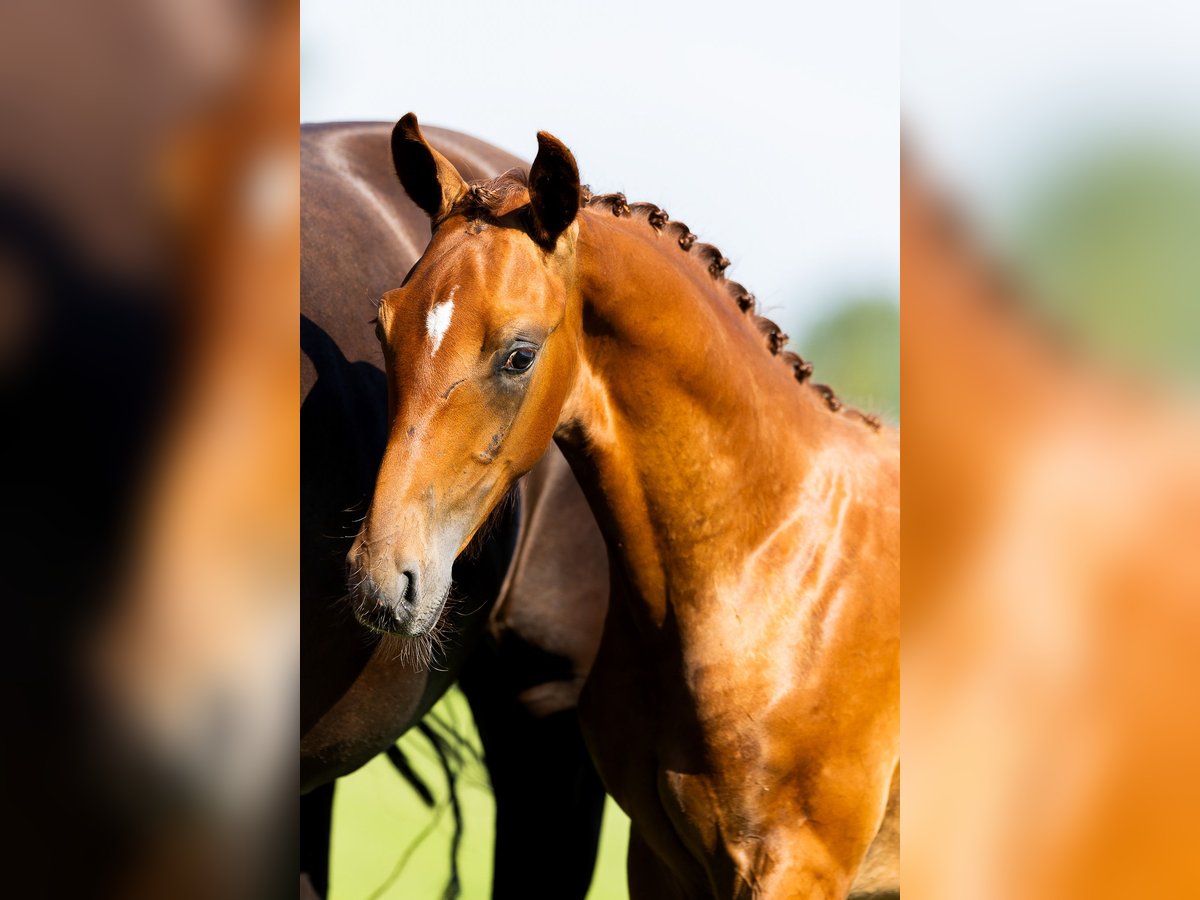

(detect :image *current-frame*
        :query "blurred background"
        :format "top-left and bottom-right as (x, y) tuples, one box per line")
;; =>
(301, 2), (898, 897)
(903, 1), (1200, 898)
(0, 0), (296, 896)
(905, 0), (1200, 386)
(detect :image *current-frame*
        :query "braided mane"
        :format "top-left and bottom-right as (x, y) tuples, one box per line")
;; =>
(453, 171), (881, 430)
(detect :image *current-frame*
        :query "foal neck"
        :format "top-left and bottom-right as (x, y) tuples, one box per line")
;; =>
(557, 207), (880, 627)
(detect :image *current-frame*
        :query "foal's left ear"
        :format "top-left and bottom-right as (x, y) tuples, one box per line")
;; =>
(528, 132), (580, 248)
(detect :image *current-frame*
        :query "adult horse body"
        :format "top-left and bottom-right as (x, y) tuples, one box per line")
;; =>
(301, 122), (608, 897)
(356, 114), (900, 898)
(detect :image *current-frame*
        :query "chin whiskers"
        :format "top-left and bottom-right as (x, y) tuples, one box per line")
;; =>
(372, 590), (460, 673)
(379, 630), (437, 671)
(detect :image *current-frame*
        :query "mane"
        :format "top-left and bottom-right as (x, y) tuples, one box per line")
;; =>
(453, 171), (881, 431)
(453, 168), (532, 220)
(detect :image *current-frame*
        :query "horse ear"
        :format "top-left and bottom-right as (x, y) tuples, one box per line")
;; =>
(391, 113), (468, 222)
(528, 131), (580, 247)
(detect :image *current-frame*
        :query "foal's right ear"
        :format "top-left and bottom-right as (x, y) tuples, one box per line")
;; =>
(391, 113), (469, 223)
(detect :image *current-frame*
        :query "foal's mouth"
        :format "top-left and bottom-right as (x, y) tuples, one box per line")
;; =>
(351, 586), (450, 636)
(348, 575), (457, 668)
(350, 587), (457, 670)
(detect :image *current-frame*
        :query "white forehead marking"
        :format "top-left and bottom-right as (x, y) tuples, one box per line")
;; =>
(426, 286), (457, 356)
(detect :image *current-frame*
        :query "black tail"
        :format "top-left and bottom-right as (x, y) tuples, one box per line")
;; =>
(372, 711), (486, 900)
(418, 721), (466, 900)
(384, 744), (435, 808)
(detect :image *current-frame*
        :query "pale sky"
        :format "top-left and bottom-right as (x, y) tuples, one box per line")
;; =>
(302, 0), (1199, 335)
(903, 0), (1200, 234)
(301, 0), (899, 337)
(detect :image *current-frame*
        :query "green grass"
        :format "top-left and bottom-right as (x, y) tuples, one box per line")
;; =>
(329, 688), (630, 900)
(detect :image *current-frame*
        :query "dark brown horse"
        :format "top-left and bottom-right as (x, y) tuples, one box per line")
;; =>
(353, 114), (900, 899)
(301, 121), (609, 898)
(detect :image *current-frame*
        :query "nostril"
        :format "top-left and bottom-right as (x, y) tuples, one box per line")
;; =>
(398, 568), (419, 607)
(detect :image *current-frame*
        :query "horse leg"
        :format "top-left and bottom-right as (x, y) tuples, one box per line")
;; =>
(459, 647), (605, 900)
(299, 873), (322, 900)
(299, 781), (335, 899)
(627, 827), (695, 900)
(487, 706), (604, 899)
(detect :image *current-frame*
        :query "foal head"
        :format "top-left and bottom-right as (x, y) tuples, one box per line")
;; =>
(348, 114), (584, 636)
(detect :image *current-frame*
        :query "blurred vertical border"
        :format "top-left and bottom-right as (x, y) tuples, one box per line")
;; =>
(903, 2), (1200, 897)
(0, 0), (298, 896)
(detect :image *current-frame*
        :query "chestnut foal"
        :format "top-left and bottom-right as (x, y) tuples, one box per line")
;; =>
(352, 114), (899, 899)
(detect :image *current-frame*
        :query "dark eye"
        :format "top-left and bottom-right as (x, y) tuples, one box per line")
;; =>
(502, 347), (537, 373)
